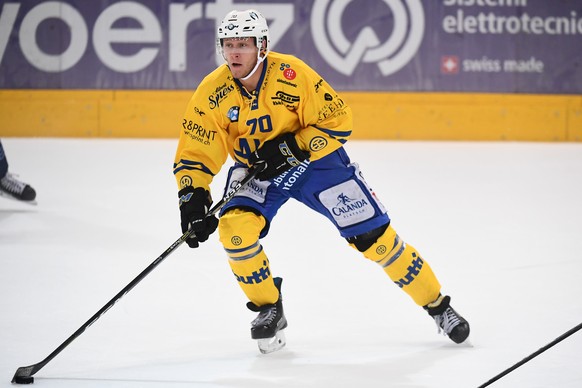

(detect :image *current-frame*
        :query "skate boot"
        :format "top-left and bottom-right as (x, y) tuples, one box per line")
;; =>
(246, 277), (288, 354)
(425, 294), (470, 344)
(0, 173), (36, 202)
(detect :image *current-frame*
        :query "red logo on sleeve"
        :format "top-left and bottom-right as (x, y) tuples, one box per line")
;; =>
(283, 68), (296, 80)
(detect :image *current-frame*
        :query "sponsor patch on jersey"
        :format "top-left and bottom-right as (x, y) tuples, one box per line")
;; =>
(318, 180), (375, 227)
(227, 106), (240, 122)
(182, 120), (217, 145)
(180, 175), (192, 188)
(208, 82), (235, 109)
(314, 78), (324, 92)
(277, 78), (297, 88)
(309, 136), (328, 152)
(280, 62), (296, 80)
(271, 91), (300, 106)
(283, 68), (296, 80)
(261, 62), (277, 91)
(318, 97), (346, 121)
(193, 106), (206, 116)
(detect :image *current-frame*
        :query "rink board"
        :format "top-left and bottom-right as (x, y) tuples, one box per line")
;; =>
(0, 90), (580, 141)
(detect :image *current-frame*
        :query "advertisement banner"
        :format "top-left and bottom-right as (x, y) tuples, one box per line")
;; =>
(1, 0), (581, 93)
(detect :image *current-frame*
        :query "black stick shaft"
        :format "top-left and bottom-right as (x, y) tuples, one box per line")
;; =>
(12, 165), (262, 383)
(477, 322), (582, 388)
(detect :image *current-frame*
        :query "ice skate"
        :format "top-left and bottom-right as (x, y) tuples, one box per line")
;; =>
(247, 277), (288, 354)
(425, 295), (470, 344)
(0, 173), (36, 203)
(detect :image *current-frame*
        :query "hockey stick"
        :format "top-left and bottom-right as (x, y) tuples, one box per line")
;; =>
(11, 164), (263, 384)
(477, 321), (582, 388)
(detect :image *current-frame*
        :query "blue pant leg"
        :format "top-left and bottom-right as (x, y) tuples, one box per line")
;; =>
(290, 148), (390, 238)
(219, 164), (291, 239)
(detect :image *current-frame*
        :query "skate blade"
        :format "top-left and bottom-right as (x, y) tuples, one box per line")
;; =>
(0, 191), (37, 205)
(459, 336), (474, 347)
(257, 330), (286, 354)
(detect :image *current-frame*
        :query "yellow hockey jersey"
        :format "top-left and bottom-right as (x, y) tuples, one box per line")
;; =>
(173, 51), (353, 192)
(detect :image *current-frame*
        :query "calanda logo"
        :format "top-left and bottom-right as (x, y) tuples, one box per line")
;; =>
(332, 193), (369, 216)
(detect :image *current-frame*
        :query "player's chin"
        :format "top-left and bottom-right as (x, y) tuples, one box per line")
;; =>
(230, 65), (245, 78)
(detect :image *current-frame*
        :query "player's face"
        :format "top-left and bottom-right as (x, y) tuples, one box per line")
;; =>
(222, 37), (259, 79)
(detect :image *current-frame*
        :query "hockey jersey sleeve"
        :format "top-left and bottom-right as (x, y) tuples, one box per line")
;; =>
(173, 85), (229, 193)
(293, 64), (353, 161)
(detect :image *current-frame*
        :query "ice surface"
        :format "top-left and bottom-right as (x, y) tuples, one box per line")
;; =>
(1, 138), (581, 388)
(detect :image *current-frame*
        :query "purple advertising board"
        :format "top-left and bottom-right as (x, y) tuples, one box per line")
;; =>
(1, 0), (581, 93)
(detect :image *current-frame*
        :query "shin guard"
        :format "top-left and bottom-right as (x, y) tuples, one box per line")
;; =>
(219, 209), (279, 306)
(353, 225), (441, 306)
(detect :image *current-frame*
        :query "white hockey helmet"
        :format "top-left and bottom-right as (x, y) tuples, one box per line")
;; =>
(216, 9), (270, 59)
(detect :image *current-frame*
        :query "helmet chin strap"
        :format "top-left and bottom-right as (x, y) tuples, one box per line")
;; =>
(241, 46), (267, 81)
(240, 55), (265, 81)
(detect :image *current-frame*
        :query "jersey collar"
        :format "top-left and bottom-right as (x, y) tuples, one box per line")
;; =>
(233, 56), (268, 99)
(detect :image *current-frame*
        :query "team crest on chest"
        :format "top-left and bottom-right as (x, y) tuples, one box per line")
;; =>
(227, 106), (240, 122)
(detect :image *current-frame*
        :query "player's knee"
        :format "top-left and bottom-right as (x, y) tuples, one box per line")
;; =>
(349, 224), (404, 267)
(346, 223), (389, 252)
(219, 208), (266, 251)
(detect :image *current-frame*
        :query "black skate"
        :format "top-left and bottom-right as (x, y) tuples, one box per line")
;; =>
(425, 295), (470, 344)
(246, 277), (288, 354)
(0, 173), (36, 203)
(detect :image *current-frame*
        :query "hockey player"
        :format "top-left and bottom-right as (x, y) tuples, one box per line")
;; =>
(174, 9), (469, 353)
(0, 140), (36, 203)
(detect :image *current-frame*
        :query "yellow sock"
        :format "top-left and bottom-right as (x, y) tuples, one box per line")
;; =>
(354, 225), (441, 306)
(219, 208), (278, 306)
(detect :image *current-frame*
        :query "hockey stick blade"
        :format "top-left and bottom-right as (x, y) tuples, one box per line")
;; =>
(11, 165), (262, 384)
(477, 321), (582, 388)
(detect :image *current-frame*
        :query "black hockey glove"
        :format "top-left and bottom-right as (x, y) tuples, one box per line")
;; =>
(178, 186), (219, 248)
(248, 132), (310, 181)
